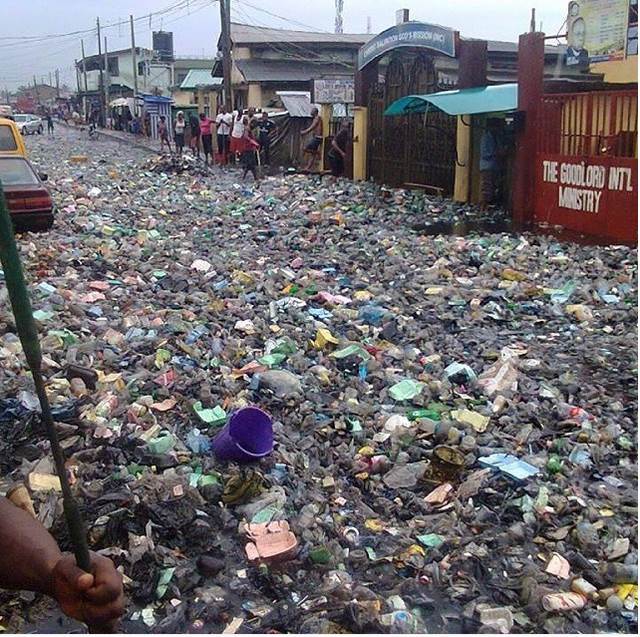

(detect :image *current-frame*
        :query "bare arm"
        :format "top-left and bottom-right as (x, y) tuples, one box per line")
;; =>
(301, 115), (319, 136)
(331, 137), (346, 159)
(0, 496), (61, 594)
(0, 497), (125, 628)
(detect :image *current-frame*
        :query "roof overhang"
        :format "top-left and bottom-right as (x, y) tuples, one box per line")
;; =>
(384, 83), (518, 116)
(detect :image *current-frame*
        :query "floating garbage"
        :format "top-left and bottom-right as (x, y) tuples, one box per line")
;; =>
(0, 128), (636, 635)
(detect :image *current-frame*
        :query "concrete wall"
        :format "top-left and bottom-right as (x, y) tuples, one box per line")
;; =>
(171, 89), (195, 106)
(591, 55), (638, 83)
(247, 83), (262, 108)
(81, 50), (172, 95)
(194, 88), (221, 116)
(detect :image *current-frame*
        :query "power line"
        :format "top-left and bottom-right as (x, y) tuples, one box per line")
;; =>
(0, 0), (213, 53)
(235, 0), (332, 34)
(231, 2), (353, 70)
(0, 0), (196, 42)
(0, 0), (216, 90)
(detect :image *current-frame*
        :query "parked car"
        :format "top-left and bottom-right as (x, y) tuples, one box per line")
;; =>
(0, 117), (28, 157)
(0, 155), (54, 230)
(13, 113), (43, 135)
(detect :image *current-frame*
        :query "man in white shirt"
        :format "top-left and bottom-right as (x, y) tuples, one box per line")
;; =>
(215, 105), (233, 163)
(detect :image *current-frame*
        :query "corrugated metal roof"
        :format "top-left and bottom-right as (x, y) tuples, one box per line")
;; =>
(230, 22), (371, 45)
(235, 59), (353, 83)
(180, 69), (222, 89)
(276, 91), (318, 117)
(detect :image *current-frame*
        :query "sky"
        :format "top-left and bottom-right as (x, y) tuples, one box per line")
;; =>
(0, 0), (568, 91)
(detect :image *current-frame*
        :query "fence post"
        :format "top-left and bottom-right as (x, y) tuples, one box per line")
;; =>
(454, 39), (487, 203)
(512, 31), (545, 227)
(353, 60), (378, 180)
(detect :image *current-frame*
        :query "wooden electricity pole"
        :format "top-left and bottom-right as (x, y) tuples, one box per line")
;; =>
(104, 36), (109, 123)
(97, 17), (104, 124)
(81, 39), (89, 119)
(130, 14), (138, 110)
(220, 0), (233, 110)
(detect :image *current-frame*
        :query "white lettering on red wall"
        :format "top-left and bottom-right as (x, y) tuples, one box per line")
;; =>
(541, 159), (634, 213)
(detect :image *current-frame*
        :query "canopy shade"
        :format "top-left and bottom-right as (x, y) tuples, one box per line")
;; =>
(384, 83), (518, 116)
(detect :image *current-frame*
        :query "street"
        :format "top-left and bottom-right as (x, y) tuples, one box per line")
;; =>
(0, 125), (637, 633)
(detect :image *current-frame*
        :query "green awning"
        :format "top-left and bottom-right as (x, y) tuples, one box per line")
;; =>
(384, 83), (518, 116)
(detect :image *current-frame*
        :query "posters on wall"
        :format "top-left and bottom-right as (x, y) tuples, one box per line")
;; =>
(565, 0), (630, 66)
(313, 78), (355, 104)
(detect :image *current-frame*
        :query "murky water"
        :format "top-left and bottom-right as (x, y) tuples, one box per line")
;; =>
(412, 216), (636, 248)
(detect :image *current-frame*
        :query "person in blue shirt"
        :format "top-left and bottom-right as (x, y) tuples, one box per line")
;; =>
(479, 118), (503, 210)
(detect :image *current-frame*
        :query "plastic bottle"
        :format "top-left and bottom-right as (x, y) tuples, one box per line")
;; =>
(379, 610), (425, 633)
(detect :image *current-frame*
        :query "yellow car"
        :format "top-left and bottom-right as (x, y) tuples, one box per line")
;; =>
(0, 117), (28, 158)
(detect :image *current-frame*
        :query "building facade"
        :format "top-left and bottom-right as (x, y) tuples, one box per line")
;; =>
(212, 23), (372, 110)
(174, 69), (223, 115)
(76, 47), (173, 99)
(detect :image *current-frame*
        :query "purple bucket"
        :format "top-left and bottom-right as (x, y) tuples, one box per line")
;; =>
(212, 406), (273, 462)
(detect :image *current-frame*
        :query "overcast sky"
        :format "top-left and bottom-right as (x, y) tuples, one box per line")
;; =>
(0, 0), (567, 91)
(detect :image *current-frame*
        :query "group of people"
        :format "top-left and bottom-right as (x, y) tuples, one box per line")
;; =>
(156, 103), (351, 181)
(158, 106), (277, 180)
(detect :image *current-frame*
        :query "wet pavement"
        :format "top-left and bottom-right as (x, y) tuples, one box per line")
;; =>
(0, 126), (637, 633)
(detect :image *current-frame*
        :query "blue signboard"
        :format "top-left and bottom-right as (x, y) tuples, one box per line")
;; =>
(357, 21), (457, 70)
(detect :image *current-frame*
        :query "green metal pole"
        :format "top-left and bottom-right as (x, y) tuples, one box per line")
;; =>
(0, 182), (101, 609)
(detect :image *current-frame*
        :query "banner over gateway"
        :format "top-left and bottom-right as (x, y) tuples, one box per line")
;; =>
(357, 21), (457, 71)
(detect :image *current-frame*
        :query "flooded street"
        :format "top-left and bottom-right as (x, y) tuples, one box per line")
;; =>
(0, 126), (637, 634)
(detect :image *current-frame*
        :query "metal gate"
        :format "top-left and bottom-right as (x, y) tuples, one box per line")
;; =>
(367, 53), (457, 193)
(534, 89), (637, 244)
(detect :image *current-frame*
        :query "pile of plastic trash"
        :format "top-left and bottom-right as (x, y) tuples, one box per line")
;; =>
(0, 130), (636, 634)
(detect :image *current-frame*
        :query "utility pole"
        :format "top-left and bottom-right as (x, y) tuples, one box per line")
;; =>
(104, 36), (109, 124)
(220, 0), (232, 110)
(33, 75), (39, 106)
(81, 39), (89, 119)
(130, 14), (138, 114)
(97, 17), (104, 125)
(75, 60), (81, 96)
(55, 69), (60, 98)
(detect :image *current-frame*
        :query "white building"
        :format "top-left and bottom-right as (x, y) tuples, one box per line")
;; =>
(76, 47), (173, 101)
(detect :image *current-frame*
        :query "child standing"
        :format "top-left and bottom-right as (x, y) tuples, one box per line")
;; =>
(240, 116), (260, 181)
(158, 116), (171, 154)
(199, 112), (214, 166)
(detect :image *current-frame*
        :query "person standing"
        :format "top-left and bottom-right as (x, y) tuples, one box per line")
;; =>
(230, 110), (245, 162)
(215, 105), (233, 164)
(479, 118), (503, 211)
(327, 119), (350, 178)
(301, 107), (323, 171)
(158, 115), (171, 154)
(45, 112), (54, 135)
(199, 112), (214, 165)
(239, 115), (260, 181)
(257, 111), (275, 165)
(189, 112), (201, 158)
(174, 111), (186, 156)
